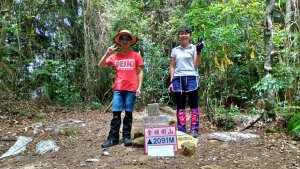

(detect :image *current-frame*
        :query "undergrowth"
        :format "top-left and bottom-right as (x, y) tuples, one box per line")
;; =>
(287, 113), (300, 139)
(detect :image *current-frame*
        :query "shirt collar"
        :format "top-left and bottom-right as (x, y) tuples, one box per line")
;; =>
(178, 43), (193, 49)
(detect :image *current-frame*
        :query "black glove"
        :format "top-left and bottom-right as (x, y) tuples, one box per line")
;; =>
(196, 37), (203, 53)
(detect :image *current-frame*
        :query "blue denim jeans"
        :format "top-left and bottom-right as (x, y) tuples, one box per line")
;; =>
(112, 90), (136, 112)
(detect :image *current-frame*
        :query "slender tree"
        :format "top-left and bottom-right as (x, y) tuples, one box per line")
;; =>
(83, 0), (113, 103)
(264, 0), (274, 72)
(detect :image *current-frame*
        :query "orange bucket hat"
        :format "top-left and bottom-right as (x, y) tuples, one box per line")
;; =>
(114, 30), (137, 46)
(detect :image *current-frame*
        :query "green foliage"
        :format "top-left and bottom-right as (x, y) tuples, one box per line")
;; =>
(35, 112), (48, 119)
(215, 115), (236, 130)
(266, 127), (277, 133)
(18, 111), (29, 117)
(59, 127), (77, 136)
(287, 114), (300, 138)
(139, 43), (171, 105)
(272, 106), (300, 138)
(0, 0), (299, 125)
(184, 0), (267, 107)
(0, 0), (85, 103)
(248, 108), (260, 115)
(30, 58), (84, 106)
(228, 106), (241, 116)
(90, 101), (103, 110)
(273, 65), (300, 105)
(253, 74), (285, 96)
(273, 106), (300, 115)
(212, 105), (242, 130)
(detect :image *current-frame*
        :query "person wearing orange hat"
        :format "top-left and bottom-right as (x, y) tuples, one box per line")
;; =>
(98, 30), (144, 148)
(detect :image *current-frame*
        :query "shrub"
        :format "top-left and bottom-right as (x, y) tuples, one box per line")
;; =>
(287, 113), (300, 138)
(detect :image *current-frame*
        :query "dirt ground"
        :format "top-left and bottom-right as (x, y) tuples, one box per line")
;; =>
(0, 105), (299, 169)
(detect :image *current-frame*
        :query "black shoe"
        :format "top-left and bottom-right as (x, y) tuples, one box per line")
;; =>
(101, 139), (119, 148)
(191, 131), (199, 138)
(123, 138), (132, 146)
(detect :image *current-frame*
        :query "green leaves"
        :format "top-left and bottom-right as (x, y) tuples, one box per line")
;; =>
(253, 74), (284, 93)
(287, 113), (300, 138)
(0, 0), (298, 114)
(30, 58), (84, 106)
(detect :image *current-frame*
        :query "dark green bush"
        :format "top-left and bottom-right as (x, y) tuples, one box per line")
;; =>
(215, 115), (236, 130)
(287, 113), (300, 138)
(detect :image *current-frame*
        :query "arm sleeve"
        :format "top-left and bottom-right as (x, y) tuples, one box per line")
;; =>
(136, 53), (144, 67)
(171, 48), (176, 58)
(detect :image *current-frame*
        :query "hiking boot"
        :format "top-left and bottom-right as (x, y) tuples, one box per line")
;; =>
(101, 112), (121, 148)
(190, 108), (200, 138)
(123, 111), (133, 147)
(123, 138), (132, 146)
(101, 139), (119, 148)
(191, 131), (199, 138)
(177, 109), (186, 132)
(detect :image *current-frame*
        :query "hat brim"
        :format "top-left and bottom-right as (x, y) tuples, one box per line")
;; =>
(114, 32), (137, 46)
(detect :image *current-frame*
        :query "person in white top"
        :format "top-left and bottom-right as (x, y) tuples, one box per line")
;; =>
(169, 27), (203, 138)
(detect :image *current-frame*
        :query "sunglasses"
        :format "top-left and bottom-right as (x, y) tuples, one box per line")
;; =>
(120, 37), (131, 42)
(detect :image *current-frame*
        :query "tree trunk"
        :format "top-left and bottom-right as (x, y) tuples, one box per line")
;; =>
(0, 0), (12, 61)
(82, 0), (112, 103)
(292, 0), (299, 65)
(0, 12), (8, 60)
(285, 0), (292, 64)
(83, 0), (92, 103)
(66, 0), (83, 60)
(291, 0), (300, 103)
(264, 0), (274, 72)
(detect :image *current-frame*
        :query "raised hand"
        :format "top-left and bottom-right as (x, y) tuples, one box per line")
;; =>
(107, 44), (118, 54)
(196, 37), (203, 53)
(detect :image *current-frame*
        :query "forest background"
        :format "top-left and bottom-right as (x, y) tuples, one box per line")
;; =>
(0, 0), (299, 138)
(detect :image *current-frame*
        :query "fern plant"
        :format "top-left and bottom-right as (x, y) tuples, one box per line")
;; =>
(287, 113), (300, 139)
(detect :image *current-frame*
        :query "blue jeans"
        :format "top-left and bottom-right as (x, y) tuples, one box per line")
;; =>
(112, 90), (136, 112)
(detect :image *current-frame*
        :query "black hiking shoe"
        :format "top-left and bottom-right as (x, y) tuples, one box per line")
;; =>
(123, 138), (132, 146)
(101, 139), (119, 148)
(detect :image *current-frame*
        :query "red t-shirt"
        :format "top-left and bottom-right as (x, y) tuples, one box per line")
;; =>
(106, 50), (144, 92)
